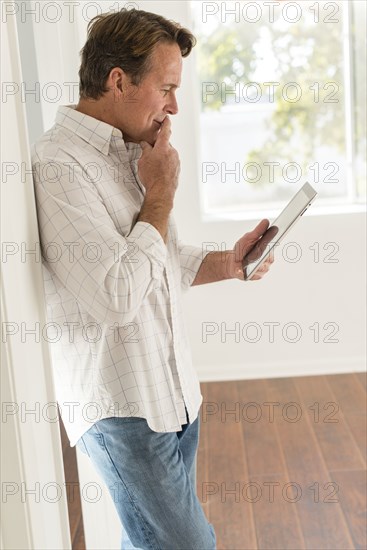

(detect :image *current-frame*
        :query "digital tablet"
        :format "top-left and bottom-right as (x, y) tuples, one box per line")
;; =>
(242, 182), (317, 280)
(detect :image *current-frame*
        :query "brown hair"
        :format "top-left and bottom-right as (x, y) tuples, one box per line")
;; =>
(79, 8), (196, 99)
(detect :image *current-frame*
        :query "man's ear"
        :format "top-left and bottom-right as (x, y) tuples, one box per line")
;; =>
(108, 67), (137, 103)
(108, 67), (127, 98)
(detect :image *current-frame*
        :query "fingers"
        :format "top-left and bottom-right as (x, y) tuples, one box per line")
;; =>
(249, 258), (273, 281)
(243, 219), (270, 250)
(241, 219), (271, 246)
(239, 218), (270, 261)
(155, 117), (171, 147)
(250, 219), (270, 242)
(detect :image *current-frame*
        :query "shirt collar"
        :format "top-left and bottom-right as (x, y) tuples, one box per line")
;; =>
(55, 105), (127, 156)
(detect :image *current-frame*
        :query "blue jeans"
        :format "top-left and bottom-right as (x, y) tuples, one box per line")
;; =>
(76, 414), (216, 550)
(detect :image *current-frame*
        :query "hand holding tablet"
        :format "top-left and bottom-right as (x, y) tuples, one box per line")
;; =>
(242, 182), (318, 281)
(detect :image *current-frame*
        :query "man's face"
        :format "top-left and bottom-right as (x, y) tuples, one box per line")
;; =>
(114, 42), (182, 145)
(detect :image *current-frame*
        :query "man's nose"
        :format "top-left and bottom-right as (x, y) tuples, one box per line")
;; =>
(166, 95), (179, 115)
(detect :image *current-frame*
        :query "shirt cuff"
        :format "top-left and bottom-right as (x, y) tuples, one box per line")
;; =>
(128, 221), (167, 280)
(179, 245), (207, 290)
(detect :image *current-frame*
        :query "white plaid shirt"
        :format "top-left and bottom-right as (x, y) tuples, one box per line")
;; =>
(32, 105), (204, 446)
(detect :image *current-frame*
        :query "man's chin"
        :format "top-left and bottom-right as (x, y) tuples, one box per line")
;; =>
(134, 125), (161, 146)
(123, 128), (158, 146)
(146, 129), (160, 146)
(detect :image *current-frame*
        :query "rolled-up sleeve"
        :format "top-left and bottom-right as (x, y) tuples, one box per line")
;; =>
(33, 156), (167, 326)
(178, 242), (207, 290)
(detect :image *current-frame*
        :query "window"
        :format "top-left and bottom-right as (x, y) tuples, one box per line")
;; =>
(191, 1), (366, 218)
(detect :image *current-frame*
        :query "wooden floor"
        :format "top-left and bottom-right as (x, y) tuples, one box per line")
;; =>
(61, 372), (366, 550)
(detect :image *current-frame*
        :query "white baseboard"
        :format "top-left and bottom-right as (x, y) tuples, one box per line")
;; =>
(197, 356), (366, 382)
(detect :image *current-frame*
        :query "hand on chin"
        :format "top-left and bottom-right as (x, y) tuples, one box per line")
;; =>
(146, 128), (160, 146)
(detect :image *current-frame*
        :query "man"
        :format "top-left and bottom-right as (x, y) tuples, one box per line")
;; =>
(32, 8), (273, 549)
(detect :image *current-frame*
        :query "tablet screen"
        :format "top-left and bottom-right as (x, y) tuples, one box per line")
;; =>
(242, 183), (317, 280)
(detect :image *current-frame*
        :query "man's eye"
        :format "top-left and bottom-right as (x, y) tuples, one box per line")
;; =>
(162, 89), (170, 96)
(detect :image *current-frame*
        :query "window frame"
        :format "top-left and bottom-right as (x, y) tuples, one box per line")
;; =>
(191, 0), (366, 222)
